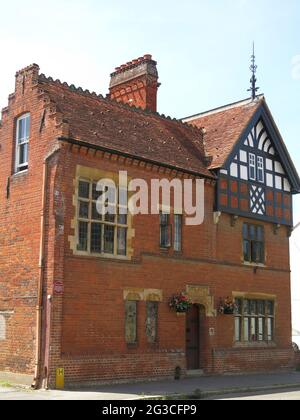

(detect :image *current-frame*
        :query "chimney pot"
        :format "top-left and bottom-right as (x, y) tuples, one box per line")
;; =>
(109, 54), (159, 112)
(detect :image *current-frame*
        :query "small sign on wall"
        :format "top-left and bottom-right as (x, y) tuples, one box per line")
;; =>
(54, 281), (64, 296)
(56, 368), (65, 390)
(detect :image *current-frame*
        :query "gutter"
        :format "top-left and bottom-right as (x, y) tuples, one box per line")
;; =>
(57, 136), (216, 181)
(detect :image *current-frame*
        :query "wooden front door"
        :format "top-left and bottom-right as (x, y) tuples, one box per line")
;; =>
(186, 305), (200, 370)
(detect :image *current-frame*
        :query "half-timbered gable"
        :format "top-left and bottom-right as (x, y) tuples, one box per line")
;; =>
(184, 98), (300, 226)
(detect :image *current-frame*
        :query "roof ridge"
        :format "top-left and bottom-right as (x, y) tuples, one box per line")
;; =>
(38, 73), (205, 136)
(183, 95), (265, 122)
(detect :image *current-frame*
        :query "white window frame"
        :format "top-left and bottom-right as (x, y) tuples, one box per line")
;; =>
(249, 153), (256, 181)
(15, 113), (30, 173)
(257, 156), (265, 183)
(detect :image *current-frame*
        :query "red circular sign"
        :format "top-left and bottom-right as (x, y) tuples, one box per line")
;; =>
(54, 281), (64, 295)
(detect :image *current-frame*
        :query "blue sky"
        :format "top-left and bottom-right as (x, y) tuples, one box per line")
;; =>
(1, 0), (299, 332)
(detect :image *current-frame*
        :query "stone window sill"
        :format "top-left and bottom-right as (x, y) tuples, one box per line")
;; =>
(234, 341), (276, 349)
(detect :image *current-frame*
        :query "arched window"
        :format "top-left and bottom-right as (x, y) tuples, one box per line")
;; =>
(15, 113), (30, 172)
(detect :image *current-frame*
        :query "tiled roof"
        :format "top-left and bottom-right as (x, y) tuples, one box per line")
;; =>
(183, 97), (264, 169)
(38, 75), (214, 178)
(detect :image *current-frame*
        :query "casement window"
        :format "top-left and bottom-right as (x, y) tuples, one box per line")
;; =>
(257, 156), (265, 183)
(125, 301), (137, 345)
(15, 114), (30, 172)
(234, 298), (275, 343)
(249, 153), (256, 181)
(146, 302), (159, 344)
(160, 213), (183, 251)
(243, 224), (265, 264)
(77, 179), (128, 257)
(174, 214), (182, 252)
(160, 213), (171, 248)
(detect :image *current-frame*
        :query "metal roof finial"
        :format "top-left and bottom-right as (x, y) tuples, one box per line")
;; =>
(248, 42), (260, 100)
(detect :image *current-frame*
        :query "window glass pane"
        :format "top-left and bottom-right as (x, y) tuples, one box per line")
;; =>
(258, 318), (264, 341)
(160, 225), (170, 248)
(243, 318), (249, 341)
(25, 115), (30, 138)
(160, 213), (169, 226)
(243, 240), (251, 261)
(104, 225), (115, 254)
(174, 215), (182, 252)
(125, 301), (137, 344)
(243, 300), (250, 315)
(235, 299), (242, 315)
(92, 183), (101, 201)
(77, 221), (88, 251)
(257, 301), (265, 316)
(266, 301), (274, 316)
(119, 187), (128, 207)
(256, 226), (264, 241)
(107, 186), (117, 204)
(79, 201), (89, 219)
(267, 318), (274, 341)
(250, 300), (257, 315)
(19, 143), (28, 165)
(18, 117), (25, 142)
(117, 227), (127, 256)
(91, 202), (102, 220)
(79, 181), (90, 199)
(146, 302), (158, 344)
(235, 317), (241, 342)
(243, 224), (248, 239)
(91, 223), (102, 253)
(105, 207), (116, 223)
(249, 225), (256, 240)
(250, 318), (257, 341)
(118, 213), (127, 225)
(257, 157), (264, 182)
(257, 242), (264, 263)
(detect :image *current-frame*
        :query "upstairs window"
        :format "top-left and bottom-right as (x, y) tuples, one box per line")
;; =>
(77, 179), (128, 257)
(160, 213), (171, 248)
(174, 214), (182, 252)
(243, 224), (265, 264)
(15, 114), (30, 173)
(249, 153), (256, 181)
(257, 156), (265, 183)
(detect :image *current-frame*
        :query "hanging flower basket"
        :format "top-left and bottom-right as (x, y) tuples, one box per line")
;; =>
(169, 292), (192, 314)
(218, 297), (237, 315)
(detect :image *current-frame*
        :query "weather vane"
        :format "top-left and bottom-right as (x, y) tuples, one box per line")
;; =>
(248, 42), (260, 100)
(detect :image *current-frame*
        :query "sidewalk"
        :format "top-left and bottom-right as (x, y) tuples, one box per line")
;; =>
(1, 371), (300, 400)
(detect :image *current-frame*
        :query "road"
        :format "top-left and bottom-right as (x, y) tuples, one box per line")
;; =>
(217, 389), (300, 400)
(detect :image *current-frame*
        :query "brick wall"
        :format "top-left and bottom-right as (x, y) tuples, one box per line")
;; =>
(46, 146), (294, 387)
(0, 65), (63, 377)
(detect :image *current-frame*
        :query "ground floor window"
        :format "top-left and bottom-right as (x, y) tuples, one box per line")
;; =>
(234, 298), (275, 343)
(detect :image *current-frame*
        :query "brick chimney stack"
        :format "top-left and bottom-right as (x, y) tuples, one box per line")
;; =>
(109, 54), (160, 112)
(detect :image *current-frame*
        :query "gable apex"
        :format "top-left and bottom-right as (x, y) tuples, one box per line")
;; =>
(223, 100), (300, 194)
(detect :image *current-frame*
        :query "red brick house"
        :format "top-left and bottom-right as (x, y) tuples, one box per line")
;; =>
(0, 55), (299, 388)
